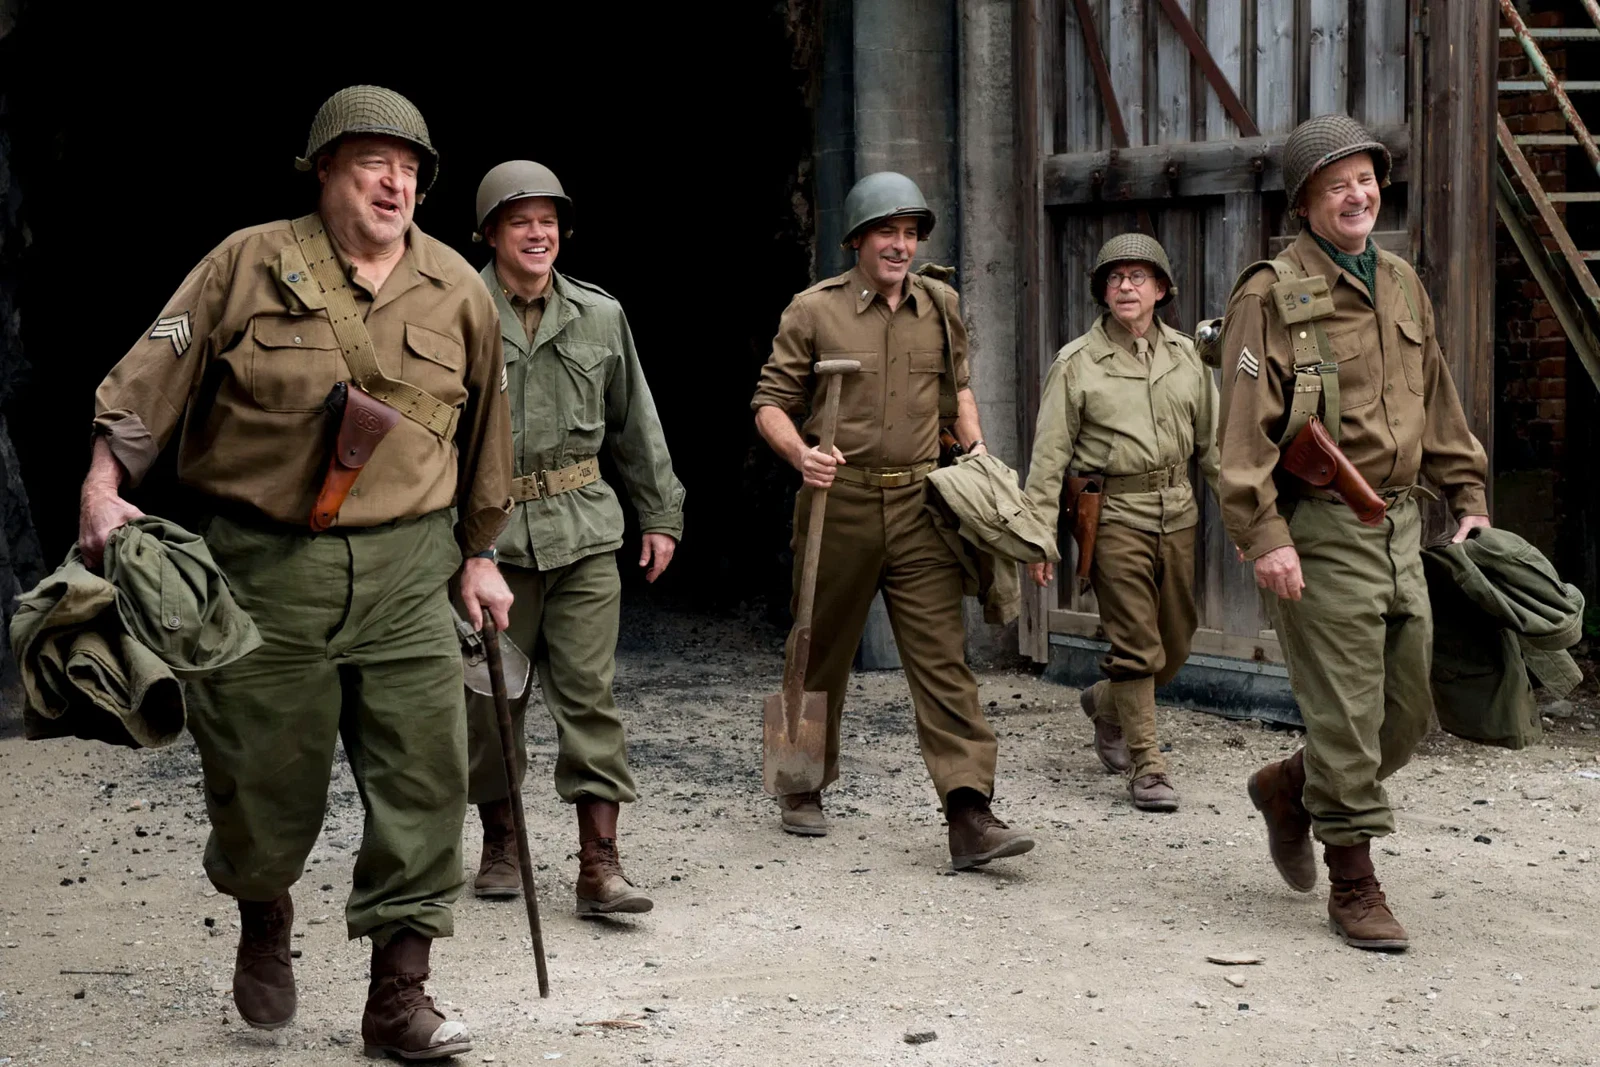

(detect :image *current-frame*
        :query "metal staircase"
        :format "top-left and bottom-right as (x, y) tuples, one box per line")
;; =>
(1497, 0), (1600, 387)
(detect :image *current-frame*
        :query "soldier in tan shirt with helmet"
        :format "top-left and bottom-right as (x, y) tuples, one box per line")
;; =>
(751, 172), (1035, 871)
(1219, 114), (1488, 952)
(1023, 233), (1219, 814)
(79, 86), (511, 1059)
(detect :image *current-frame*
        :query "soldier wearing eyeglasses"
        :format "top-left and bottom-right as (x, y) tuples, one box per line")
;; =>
(1021, 233), (1219, 814)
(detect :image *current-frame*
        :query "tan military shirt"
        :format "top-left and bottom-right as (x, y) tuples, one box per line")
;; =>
(751, 265), (969, 468)
(93, 217), (513, 556)
(1218, 230), (1488, 560)
(1024, 315), (1220, 535)
(495, 267), (549, 345)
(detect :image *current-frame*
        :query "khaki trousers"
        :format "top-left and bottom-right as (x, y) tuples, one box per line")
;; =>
(1089, 522), (1198, 685)
(1267, 497), (1433, 846)
(792, 479), (998, 801)
(464, 553), (637, 806)
(187, 511), (466, 944)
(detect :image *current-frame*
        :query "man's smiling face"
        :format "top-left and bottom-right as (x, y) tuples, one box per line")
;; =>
(487, 198), (562, 292)
(317, 135), (420, 252)
(1300, 152), (1380, 254)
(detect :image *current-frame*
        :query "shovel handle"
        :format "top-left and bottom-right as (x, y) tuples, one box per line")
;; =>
(793, 361), (858, 635)
(483, 619), (550, 999)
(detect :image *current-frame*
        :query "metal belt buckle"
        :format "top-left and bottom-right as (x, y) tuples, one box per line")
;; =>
(879, 470), (911, 488)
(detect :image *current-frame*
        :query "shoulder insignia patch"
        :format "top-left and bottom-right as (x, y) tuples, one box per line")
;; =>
(1235, 346), (1260, 379)
(150, 312), (193, 358)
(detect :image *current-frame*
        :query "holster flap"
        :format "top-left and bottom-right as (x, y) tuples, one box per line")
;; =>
(1280, 418), (1339, 487)
(334, 386), (402, 470)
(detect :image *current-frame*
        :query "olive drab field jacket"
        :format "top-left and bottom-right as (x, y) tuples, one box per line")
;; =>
(483, 264), (685, 572)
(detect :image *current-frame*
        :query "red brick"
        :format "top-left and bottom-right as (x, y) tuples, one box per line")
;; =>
(1537, 317), (1567, 338)
(1537, 355), (1568, 376)
(1537, 400), (1566, 420)
(1531, 379), (1567, 399)
(1535, 340), (1568, 361)
(1533, 302), (1556, 320)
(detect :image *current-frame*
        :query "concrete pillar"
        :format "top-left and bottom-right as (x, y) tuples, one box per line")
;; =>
(849, 0), (959, 669)
(955, 0), (1022, 666)
(814, 0), (855, 279)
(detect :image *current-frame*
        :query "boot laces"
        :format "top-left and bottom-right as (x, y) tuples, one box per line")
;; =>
(1346, 876), (1389, 913)
(785, 791), (822, 810)
(384, 973), (442, 1020)
(966, 806), (1009, 832)
(239, 901), (289, 964)
(583, 838), (627, 882)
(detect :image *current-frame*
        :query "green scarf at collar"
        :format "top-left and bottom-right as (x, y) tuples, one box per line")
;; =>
(1312, 232), (1378, 298)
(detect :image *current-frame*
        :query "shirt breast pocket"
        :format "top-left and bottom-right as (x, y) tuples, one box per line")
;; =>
(820, 350), (879, 421)
(1323, 321), (1378, 413)
(1396, 319), (1427, 396)
(907, 348), (945, 416)
(247, 315), (342, 413)
(555, 340), (612, 430)
(401, 323), (469, 408)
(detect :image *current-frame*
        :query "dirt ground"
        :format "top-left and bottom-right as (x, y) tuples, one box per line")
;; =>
(2, 603), (1598, 1067)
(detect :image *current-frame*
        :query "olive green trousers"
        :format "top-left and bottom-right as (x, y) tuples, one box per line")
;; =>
(464, 553), (637, 806)
(1267, 497), (1434, 846)
(187, 510), (467, 944)
(793, 479), (998, 802)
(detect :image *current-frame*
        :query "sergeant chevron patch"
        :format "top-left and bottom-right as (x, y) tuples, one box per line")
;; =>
(1235, 346), (1259, 379)
(150, 312), (193, 358)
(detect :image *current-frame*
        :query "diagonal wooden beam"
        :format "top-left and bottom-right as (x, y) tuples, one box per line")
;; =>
(1071, 0), (1131, 148)
(1153, 0), (1261, 137)
(1496, 167), (1600, 396)
(1498, 113), (1600, 319)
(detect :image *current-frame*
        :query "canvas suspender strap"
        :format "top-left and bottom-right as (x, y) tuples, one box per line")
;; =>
(288, 214), (460, 440)
(915, 266), (961, 426)
(1235, 258), (1342, 447)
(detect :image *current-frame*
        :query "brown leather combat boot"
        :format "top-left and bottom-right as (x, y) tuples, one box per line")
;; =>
(778, 791), (828, 837)
(1129, 773), (1180, 812)
(1324, 842), (1409, 952)
(362, 929), (473, 1060)
(1247, 748), (1317, 892)
(946, 788), (1036, 870)
(1081, 680), (1130, 774)
(575, 797), (653, 917)
(473, 800), (521, 900)
(234, 894), (296, 1029)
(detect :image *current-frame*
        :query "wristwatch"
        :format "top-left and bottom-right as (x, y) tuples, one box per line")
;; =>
(472, 547), (497, 561)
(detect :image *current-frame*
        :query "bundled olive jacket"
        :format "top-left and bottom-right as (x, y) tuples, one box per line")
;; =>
(1423, 527), (1585, 750)
(10, 517), (261, 748)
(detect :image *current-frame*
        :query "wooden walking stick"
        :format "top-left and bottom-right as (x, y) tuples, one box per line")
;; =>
(482, 616), (550, 998)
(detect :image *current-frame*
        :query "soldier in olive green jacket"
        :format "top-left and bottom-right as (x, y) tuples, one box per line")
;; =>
(1023, 233), (1219, 815)
(465, 161), (685, 918)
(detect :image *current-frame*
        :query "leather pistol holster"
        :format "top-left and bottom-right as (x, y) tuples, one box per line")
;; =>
(1063, 473), (1105, 581)
(1281, 417), (1386, 526)
(311, 383), (401, 532)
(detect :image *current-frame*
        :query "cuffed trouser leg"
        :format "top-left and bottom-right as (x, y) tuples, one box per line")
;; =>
(1268, 498), (1433, 846)
(189, 511), (467, 944)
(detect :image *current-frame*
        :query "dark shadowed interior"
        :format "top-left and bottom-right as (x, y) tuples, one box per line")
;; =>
(2, 2), (815, 610)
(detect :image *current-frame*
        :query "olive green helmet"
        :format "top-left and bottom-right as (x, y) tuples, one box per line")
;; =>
(1282, 113), (1391, 213)
(295, 85), (439, 196)
(1090, 232), (1177, 308)
(473, 160), (573, 242)
(840, 171), (936, 247)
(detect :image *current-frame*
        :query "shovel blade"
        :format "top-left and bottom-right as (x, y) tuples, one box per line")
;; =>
(762, 689), (829, 796)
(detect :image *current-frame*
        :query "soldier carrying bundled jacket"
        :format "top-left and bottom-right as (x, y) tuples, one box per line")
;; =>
(79, 86), (513, 1059)
(1022, 233), (1219, 813)
(1219, 114), (1490, 952)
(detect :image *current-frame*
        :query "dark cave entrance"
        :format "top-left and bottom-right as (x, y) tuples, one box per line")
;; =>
(1, 1), (815, 611)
